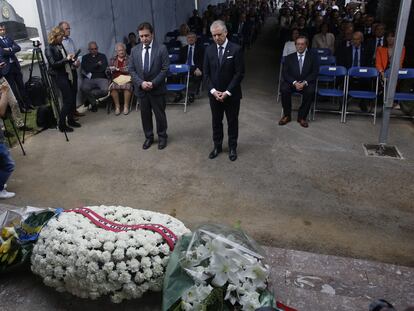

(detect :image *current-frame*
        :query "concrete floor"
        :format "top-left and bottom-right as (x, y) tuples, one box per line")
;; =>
(5, 17), (414, 271)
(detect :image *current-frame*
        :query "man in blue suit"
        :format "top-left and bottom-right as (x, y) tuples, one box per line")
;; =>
(0, 23), (33, 112)
(129, 22), (170, 150)
(203, 20), (245, 161)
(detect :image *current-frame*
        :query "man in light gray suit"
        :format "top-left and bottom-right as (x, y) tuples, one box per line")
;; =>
(129, 22), (170, 150)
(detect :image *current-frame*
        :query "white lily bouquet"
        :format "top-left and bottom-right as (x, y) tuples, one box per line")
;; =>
(163, 224), (279, 311)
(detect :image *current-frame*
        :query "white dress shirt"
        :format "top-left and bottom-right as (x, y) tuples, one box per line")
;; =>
(141, 41), (153, 71)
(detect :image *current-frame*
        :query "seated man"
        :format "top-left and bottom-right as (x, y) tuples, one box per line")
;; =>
(178, 32), (204, 103)
(0, 80), (16, 199)
(279, 36), (318, 128)
(80, 41), (109, 112)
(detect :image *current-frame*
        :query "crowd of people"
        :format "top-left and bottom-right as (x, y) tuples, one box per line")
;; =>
(277, 0), (408, 124)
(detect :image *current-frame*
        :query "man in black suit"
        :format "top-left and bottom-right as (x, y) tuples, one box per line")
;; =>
(337, 31), (372, 69)
(279, 36), (318, 128)
(0, 23), (33, 112)
(365, 23), (386, 61)
(337, 31), (372, 112)
(204, 20), (244, 161)
(179, 32), (204, 103)
(129, 22), (170, 150)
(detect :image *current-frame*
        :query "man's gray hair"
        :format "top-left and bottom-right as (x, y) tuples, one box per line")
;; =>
(88, 41), (98, 48)
(210, 20), (227, 33)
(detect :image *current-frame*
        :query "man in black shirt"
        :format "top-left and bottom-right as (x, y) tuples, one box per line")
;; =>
(80, 41), (109, 111)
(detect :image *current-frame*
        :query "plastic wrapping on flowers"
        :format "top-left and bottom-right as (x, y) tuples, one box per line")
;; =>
(0, 206), (57, 274)
(163, 224), (280, 311)
(31, 205), (190, 303)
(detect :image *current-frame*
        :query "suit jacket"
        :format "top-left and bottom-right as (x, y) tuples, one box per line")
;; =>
(282, 51), (319, 86)
(45, 44), (74, 76)
(203, 40), (245, 100)
(179, 44), (204, 70)
(337, 44), (372, 69)
(0, 36), (21, 76)
(129, 41), (170, 98)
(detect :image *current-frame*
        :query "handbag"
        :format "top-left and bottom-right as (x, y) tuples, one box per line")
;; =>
(113, 74), (131, 85)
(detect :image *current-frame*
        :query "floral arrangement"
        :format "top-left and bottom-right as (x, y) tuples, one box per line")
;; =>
(163, 224), (278, 311)
(31, 205), (189, 303)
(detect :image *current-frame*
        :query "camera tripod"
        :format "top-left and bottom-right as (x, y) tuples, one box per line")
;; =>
(28, 43), (69, 142)
(1, 117), (26, 156)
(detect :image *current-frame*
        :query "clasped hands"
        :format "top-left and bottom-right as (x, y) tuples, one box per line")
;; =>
(213, 91), (229, 102)
(293, 81), (307, 91)
(141, 81), (153, 91)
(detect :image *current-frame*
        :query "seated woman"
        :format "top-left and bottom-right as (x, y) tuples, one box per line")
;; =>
(376, 31), (406, 80)
(311, 23), (335, 54)
(282, 28), (299, 57)
(108, 43), (133, 115)
(126, 32), (137, 55)
(45, 26), (79, 132)
(177, 24), (190, 46)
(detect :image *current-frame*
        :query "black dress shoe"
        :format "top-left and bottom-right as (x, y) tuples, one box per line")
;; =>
(188, 94), (195, 103)
(173, 94), (183, 103)
(229, 149), (237, 161)
(18, 125), (33, 131)
(59, 125), (74, 132)
(68, 120), (81, 128)
(158, 139), (167, 150)
(142, 139), (154, 150)
(208, 146), (222, 159)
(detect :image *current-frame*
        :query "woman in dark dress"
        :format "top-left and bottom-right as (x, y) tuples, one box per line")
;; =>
(45, 27), (80, 132)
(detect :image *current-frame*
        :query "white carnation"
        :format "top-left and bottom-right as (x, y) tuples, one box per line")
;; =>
(31, 205), (189, 303)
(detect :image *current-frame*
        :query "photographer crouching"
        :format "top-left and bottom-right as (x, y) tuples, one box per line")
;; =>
(0, 79), (15, 199)
(45, 27), (80, 132)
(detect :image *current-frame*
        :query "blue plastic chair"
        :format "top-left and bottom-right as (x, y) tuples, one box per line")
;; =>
(317, 56), (336, 83)
(344, 66), (379, 124)
(166, 64), (190, 112)
(168, 47), (181, 55)
(165, 40), (181, 49)
(384, 68), (414, 102)
(311, 48), (332, 57)
(313, 66), (347, 121)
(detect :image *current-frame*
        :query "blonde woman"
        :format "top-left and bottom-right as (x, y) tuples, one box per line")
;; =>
(45, 26), (79, 132)
(108, 43), (133, 115)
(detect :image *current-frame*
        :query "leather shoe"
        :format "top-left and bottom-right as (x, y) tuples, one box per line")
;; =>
(297, 118), (309, 128)
(142, 139), (154, 150)
(68, 120), (81, 128)
(188, 94), (195, 103)
(74, 111), (86, 117)
(208, 146), (222, 159)
(278, 115), (291, 125)
(229, 149), (237, 161)
(173, 94), (183, 103)
(158, 138), (167, 150)
(59, 125), (74, 132)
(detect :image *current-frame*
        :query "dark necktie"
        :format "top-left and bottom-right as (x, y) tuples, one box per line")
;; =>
(377, 38), (382, 47)
(144, 45), (150, 73)
(187, 46), (193, 66)
(218, 46), (224, 65)
(353, 48), (359, 67)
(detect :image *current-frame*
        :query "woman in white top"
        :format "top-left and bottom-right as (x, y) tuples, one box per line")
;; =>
(176, 24), (190, 46)
(282, 28), (300, 57)
(311, 23), (335, 54)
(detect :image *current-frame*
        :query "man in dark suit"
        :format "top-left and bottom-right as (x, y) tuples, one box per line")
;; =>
(365, 23), (386, 61)
(129, 22), (170, 150)
(337, 31), (372, 112)
(204, 20), (244, 162)
(179, 32), (204, 103)
(279, 36), (318, 128)
(0, 23), (33, 112)
(337, 31), (372, 69)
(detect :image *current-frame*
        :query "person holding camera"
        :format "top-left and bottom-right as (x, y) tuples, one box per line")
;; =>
(0, 80), (16, 199)
(45, 27), (80, 132)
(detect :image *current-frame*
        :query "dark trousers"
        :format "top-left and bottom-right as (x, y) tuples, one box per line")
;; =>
(71, 70), (78, 113)
(53, 74), (77, 127)
(209, 96), (240, 149)
(5, 63), (32, 109)
(139, 93), (168, 140)
(281, 82), (315, 119)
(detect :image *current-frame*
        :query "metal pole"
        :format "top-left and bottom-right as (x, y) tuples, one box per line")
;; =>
(379, 0), (412, 145)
